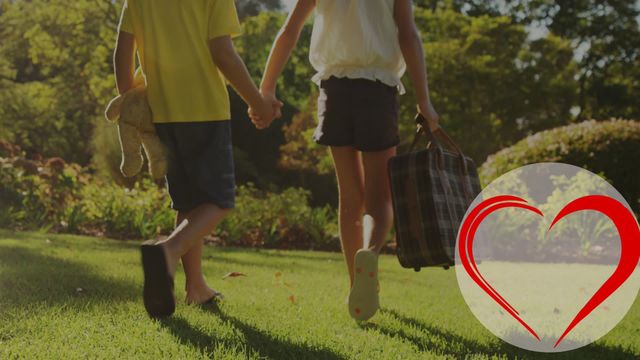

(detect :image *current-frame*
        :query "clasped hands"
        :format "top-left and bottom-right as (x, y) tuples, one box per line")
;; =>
(249, 92), (283, 130)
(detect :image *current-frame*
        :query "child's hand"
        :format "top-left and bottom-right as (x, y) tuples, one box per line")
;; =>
(249, 92), (283, 130)
(249, 98), (274, 129)
(418, 100), (440, 132)
(263, 92), (284, 121)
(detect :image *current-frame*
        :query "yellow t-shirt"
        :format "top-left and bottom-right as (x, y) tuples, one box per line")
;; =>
(119, 0), (241, 123)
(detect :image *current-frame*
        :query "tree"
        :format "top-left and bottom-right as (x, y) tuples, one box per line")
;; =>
(235, 0), (283, 19)
(225, 12), (316, 188)
(0, 0), (119, 164)
(403, 9), (578, 162)
(417, 1), (640, 122)
(279, 95), (333, 176)
(234, 12), (315, 108)
(414, 0), (503, 16)
(539, 0), (640, 120)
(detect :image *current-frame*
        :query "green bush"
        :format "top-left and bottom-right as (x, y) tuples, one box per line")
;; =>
(480, 120), (640, 210)
(0, 140), (87, 231)
(216, 184), (339, 251)
(0, 141), (339, 248)
(78, 180), (175, 240)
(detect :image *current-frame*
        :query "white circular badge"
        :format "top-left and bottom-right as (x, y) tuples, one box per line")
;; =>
(455, 163), (640, 352)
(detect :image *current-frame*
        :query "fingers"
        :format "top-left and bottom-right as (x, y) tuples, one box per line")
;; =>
(271, 99), (284, 119)
(249, 110), (272, 130)
(273, 105), (282, 119)
(249, 93), (284, 130)
(417, 101), (440, 132)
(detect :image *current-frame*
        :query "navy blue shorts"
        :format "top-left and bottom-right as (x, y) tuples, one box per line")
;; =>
(314, 76), (400, 152)
(155, 121), (235, 212)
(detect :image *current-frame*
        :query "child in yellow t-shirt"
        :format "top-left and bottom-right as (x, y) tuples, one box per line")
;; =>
(114, 0), (281, 318)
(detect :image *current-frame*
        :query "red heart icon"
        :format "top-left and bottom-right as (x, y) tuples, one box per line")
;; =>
(458, 195), (640, 348)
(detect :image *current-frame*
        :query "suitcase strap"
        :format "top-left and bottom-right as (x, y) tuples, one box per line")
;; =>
(410, 114), (476, 205)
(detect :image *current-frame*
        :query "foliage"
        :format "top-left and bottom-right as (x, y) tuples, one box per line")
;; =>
(415, 0), (504, 16)
(420, 0), (640, 121)
(235, 0), (283, 19)
(78, 179), (175, 240)
(516, 0), (640, 121)
(0, 1), (638, 246)
(0, 0), (119, 163)
(402, 9), (579, 161)
(216, 184), (338, 251)
(1, 1), (637, 198)
(235, 12), (315, 109)
(278, 95), (333, 176)
(480, 119), (640, 210)
(0, 139), (170, 238)
(0, 140), (87, 231)
(480, 169), (620, 262)
(0, 140), (337, 246)
(537, 172), (619, 259)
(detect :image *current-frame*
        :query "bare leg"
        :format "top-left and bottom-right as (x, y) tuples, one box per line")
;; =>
(362, 147), (397, 253)
(175, 210), (220, 304)
(330, 147), (365, 286)
(156, 204), (230, 281)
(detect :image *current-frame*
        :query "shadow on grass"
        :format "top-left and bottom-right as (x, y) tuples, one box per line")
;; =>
(251, 250), (342, 263)
(365, 308), (637, 360)
(202, 252), (334, 274)
(160, 301), (346, 360)
(0, 245), (138, 309)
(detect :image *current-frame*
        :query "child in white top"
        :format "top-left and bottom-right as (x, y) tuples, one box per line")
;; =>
(253, 0), (439, 322)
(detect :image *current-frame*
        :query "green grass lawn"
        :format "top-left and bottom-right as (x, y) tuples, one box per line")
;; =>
(1, 230), (639, 359)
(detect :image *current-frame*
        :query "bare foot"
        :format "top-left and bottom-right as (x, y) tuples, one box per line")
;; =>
(185, 284), (222, 305)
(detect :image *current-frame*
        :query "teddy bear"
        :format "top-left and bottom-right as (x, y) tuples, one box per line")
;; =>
(104, 73), (167, 180)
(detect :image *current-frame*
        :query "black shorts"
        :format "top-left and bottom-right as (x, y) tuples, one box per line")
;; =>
(314, 76), (400, 152)
(155, 121), (235, 212)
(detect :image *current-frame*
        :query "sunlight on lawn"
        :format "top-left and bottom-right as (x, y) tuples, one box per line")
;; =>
(1, 231), (639, 359)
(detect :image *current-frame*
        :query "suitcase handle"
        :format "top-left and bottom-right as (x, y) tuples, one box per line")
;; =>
(409, 113), (475, 204)
(411, 114), (464, 157)
(410, 114), (468, 173)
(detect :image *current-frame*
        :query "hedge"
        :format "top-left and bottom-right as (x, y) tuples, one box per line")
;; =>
(480, 119), (640, 210)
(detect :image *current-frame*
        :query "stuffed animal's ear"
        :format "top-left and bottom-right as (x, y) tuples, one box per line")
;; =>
(105, 95), (124, 123)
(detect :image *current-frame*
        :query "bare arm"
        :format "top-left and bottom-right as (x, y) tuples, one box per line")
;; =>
(395, 0), (440, 130)
(209, 35), (274, 125)
(114, 31), (136, 95)
(260, 0), (315, 95)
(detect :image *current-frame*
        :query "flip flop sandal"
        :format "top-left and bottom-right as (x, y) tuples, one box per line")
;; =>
(207, 290), (225, 302)
(141, 241), (175, 318)
(348, 249), (380, 322)
(191, 290), (225, 306)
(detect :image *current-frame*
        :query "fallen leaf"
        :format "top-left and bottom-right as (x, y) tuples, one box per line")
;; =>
(222, 272), (246, 279)
(275, 271), (282, 278)
(288, 295), (296, 304)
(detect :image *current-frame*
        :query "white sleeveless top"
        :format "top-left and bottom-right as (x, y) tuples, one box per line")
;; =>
(310, 0), (406, 94)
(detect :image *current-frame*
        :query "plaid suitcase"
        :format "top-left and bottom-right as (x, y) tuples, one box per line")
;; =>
(388, 114), (482, 271)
